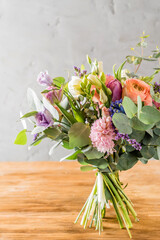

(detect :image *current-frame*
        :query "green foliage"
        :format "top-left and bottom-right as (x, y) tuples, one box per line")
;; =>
(117, 152), (139, 171)
(130, 117), (154, 131)
(113, 61), (126, 80)
(56, 103), (77, 124)
(30, 135), (46, 146)
(128, 129), (145, 142)
(80, 166), (96, 172)
(154, 128), (160, 136)
(112, 113), (132, 134)
(44, 127), (61, 140)
(53, 77), (65, 87)
(84, 158), (108, 170)
(66, 150), (82, 160)
(140, 146), (155, 159)
(68, 122), (91, 148)
(20, 111), (38, 119)
(83, 147), (104, 159)
(139, 106), (160, 125)
(77, 153), (88, 165)
(122, 97), (137, 119)
(14, 129), (27, 145)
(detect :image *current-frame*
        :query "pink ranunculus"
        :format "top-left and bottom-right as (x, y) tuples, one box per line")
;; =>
(42, 86), (63, 105)
(107, 79), (122, 102)
(122, 79), (152, 106)
(90, 116), (116, 154)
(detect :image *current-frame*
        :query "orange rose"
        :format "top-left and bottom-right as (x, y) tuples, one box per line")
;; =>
(122, 79), (152, 106)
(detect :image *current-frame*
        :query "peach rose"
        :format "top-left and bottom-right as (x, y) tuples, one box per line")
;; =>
(122, 79), (152, 106)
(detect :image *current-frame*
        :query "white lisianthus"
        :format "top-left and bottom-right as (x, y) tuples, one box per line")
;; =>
(68, 76), (82, 99)
(87, 74), (101, 88)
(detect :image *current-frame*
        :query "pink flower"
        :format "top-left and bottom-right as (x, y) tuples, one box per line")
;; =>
(42, 86), (63, 105)
(101, 107), (110, 117)
(37, 71), (53, 86)
(153, 99), (160, 110)
(90, 116), (116, 154)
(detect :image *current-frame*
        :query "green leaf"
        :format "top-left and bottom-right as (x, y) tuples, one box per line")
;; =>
(130, 117), (154, 131)
(154, 128), (160, 136)
(61, 140), (73, 149)
(83, 147), (104, 159)
(137, 96), (142, 119)
(80, 166), (96, 172)
(157, 146), (160, 160)
(117, 61), (126, 80)
(138, 157), (148, 164)
(14, 129), (27, 145)
(146, 129), (153, 137)
(112, 113), (132, 134)
(122, 97), (137, 118)
(30, 135), (46, 146)
(66, 150), (82, 160)
(104, 187), (112, 200)
(128, 129), (145, 142)
(77, 153), (88, 165)
(53, 77), (65, 87)
(142, 133), (160, 146)
(140, 146), (155, 159)
(68, 122), (91, 148)
(20, 111), (38, 119)
(44, 127), (61, 140)
(117, 152), (138, 171)
(56, 103), (77, 124)
(139, 106), (160, 125)
(84, 158), (108, 170)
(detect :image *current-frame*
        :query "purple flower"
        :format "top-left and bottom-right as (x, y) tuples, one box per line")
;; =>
(115, 133), (142, 151)
(107, 79), (122, 102)
(35, 109), (54, 128)
(42, 86), (63, 105)
(37, 71), (53, 86)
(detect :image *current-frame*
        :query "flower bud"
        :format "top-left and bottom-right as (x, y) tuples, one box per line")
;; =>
(68, 76), (82, 99)
(87, 74), (101, 88)
(37, 71), (53, 86)
(98, 61), (103, 73)
(42, 86), (63, 105)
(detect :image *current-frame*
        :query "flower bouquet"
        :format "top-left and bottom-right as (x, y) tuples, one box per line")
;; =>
(15, 33), (160, 238)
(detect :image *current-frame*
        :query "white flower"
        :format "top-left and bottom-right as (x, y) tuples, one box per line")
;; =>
(68, 76), (82, 99)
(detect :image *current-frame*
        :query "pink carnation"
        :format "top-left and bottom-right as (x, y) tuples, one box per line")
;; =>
(90, 116), (116, 154)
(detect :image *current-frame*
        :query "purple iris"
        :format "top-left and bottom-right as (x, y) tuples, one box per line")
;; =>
(107, 79), (122, 102)
(35, 109), (54, 128)
(37, 71), (53, 86)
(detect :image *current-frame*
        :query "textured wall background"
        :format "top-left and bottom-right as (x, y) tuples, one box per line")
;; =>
(1, 0), (160, 161)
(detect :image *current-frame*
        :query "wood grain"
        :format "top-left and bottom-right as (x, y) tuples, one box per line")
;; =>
(0, 161), (159, 240)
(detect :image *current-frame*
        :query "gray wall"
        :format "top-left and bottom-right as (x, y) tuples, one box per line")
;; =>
(1, 0), (160, 161)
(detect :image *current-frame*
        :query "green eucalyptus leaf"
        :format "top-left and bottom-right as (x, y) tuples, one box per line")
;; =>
(157, 146), (160, 160)
(140, 146), (155, 159)
(154, 128), (160, 136)
(130, 117), (154, 131)
(139, 157), (148, 164)
(128, 129), (145, 142)
(77, 153), (88, 165)
(83, 147), (104, 159)
(139, 106), (160, 125)
(14, 129), (27, 145)
(112, 113), (132, 134)
(69, 122), (91, 148)
(122, 97), (137, 118)
(44, 127), (61, 140)
(84, 158), (108, 170)
(117, 152), (139, 171)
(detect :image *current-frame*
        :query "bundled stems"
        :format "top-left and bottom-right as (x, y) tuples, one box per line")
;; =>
(75, 171), (138, 238)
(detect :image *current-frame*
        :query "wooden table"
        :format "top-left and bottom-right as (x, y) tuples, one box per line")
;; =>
(0, 161), (159, 240)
